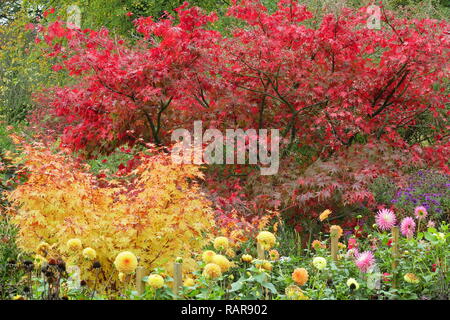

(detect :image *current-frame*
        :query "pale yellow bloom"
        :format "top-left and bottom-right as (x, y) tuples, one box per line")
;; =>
(147, 274), (165, 289)
(82, 247), (97, 260)
(202, 250), (216, 263)
(114, 251), (138, 274)
(256, 231), (276, 250)
(203, 263), (222, 279)
(213, 237), (229, 251)
(212, 254), (231, 272)
(67, 238), (82, 251)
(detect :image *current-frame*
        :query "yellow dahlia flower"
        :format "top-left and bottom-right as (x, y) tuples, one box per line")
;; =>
(242, 254), (253, 263)
(82, 247), (97, 260)
(213, 237), (229, 251)
(404, 273), (420, 284)
(269, 249), (280, 261)
(212, 254), (231, 272)
(262, 261), (273, 272)
(114, 251), (138, 274)
(183, 277), (195, 287)
(202, 263), (222, 279)
(330, 225), (343, 239)
(67, 238), (82, 251)
(312, 257), (327, 270)
(312, 240), (326, 250)
(36, 242), (50, 256)
(346, 278), (360, 290)
(147, 274), (165, 289)
(256, 231), (276, 250)
(319, 209), (332, 221)
(202, 250), (216, 263)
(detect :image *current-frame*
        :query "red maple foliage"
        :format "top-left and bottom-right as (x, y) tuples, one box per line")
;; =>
(30, 1), (449, 229)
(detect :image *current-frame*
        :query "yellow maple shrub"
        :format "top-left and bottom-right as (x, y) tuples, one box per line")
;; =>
(7, 140), (215, 292)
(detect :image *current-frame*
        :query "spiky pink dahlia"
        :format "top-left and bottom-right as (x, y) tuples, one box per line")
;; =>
(400, 217), (416, 238)
(375, 209), (397, 231)
(355, 251), (375, 273)
(414, 206), (428, 220)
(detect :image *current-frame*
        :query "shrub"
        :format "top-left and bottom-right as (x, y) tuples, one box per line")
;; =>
(7, 138), (215, 292)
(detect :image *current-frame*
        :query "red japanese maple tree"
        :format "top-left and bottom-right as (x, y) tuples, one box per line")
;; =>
(31, 1), (449, 230)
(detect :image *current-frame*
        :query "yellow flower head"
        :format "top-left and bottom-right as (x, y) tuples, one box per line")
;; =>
(202, 263), (222, 279)
(262, 261), (273, 272)
(183, 277), (195, 287)
(330, 225), (343, 239)
(346, 278), (360, 290)
(212, 254), (231, 272)
(269, 249), (280, 261)
(312, 240), (326, 250)
(202, 250), (216, 263)
(213, 237), (229, 251)
(114, 251), (138, 274)
(67, 238), (82, 251)
(312, 257), (327, 270)
(284, 285), (310, 300)
(404, 273), (420, 284)
(292, 268), (309, 286)
(147, 274), (165, 289)
(256, 231), (276, 250)
(36, 242), (50, 256)
(225, 248), (235, 258)
(319, 209), (332, 221)
(12, 295), (25, 300)
(82, 247), (97, 260)
(242, 254), (253, 263)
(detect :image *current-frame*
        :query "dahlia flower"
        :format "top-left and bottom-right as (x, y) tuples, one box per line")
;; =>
(256, 231), (276, 250)
(241, 254), (253, 263)
(211, 254), (231, 272)
(114, 251), (138, 274)
(319, 209), (332, 221)
(346, 278), (360, 290)
(375, 209), (397, 231)
(404, 273), (420, 284)
(355, 251), (375, 273)
(203, 263), (222, 279)
(414, 206), (428, 220)
(292, 268), (309, 286)
(82, 247), (97, 260)
(330, 225), (343, 238)
(312, 257), (327, 270)
(147, 274), (165, 289)
(202, 250), (216, 263)
(400, 217), (416, 238)
(213, 237), (229, 251)
(66, 238), (82, 251)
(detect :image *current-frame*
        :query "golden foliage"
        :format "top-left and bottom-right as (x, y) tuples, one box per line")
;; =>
(7, 141), (215, 292)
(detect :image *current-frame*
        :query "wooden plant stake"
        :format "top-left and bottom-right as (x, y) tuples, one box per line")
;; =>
(257, 242), (265, 260)
(173, 261), (183, 300)
(391, 226), (400, 288)
(330, 233), (339, 262)
(135, 266), (146, 295)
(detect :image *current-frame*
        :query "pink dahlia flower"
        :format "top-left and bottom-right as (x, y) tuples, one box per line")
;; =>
(400, 217), (416, 238)
(375, 209), (397, 231)
(414, 206), (428, 220)
(355, 251), (375, 273)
